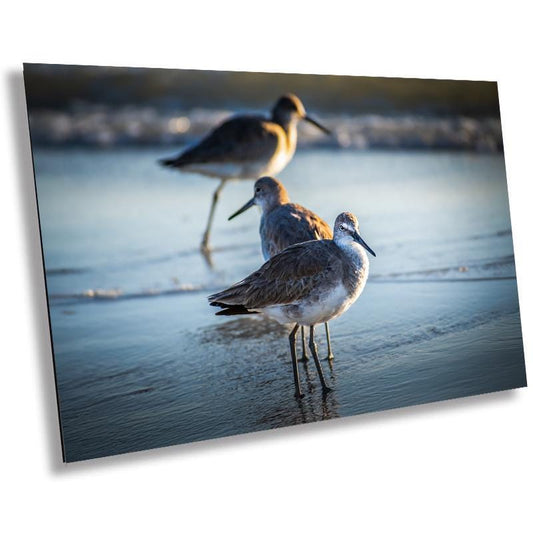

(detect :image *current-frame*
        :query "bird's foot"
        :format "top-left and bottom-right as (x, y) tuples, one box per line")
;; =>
(324, 353), (334, 361)
(200, 246), (214, 269)
(322, 386), (333, 396)
(298, 356), (310, 363)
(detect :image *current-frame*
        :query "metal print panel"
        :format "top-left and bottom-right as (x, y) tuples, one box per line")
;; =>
(24, 64), (527, 462)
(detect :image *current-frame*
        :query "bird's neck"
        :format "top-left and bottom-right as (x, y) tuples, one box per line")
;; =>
(335, 237), (369, 272)
(260, 195), (290, 216)
(272, 113), (298, 139)
(271, 112), (298, 161)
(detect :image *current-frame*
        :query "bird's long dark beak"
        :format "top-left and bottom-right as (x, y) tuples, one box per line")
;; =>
(304, 115), (331, 135)
(228, 198), (255, 220)
(354, 231), (376, 257)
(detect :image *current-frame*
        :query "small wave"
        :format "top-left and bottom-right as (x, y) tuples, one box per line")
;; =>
(45, 242), (258, 278)
(60, 367), (142, 390)
(468, 228), (512, 241)
(48, 265), (518, 307)
(81, 288), (123, 299)
(46, 267), (89, 276)
(370, 276), (517, 284)
(49, 283), (210, 304)
(29, 106), (504, 152)
(127, 387), (155, 396)
(360, 307), (518, 358)
(372, 255), (515, 283)
(64, 386), (156, 411)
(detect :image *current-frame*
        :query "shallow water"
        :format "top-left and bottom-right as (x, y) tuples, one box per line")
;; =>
(33, 147), (526, 462)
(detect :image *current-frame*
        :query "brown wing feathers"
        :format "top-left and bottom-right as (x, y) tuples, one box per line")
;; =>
(263, 204), (332, 257)
(209, 241), (338, 312)
(160, 116), (280, 167)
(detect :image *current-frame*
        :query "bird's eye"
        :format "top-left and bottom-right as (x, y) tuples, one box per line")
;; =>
(255, 188), (260, 193)
(340, 224), (347, 231)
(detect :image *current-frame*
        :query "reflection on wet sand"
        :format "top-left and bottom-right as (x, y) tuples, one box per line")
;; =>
(257, 384), (340, 427)
(299, 360), (340, 421)
(199, 312), (341, 426)
(200, 315), (290, 343)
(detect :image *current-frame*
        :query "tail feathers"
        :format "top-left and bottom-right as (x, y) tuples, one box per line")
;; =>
(209, 296), (257, 316)
(208, 287), (244, 305)
(214, 305), (258, 316)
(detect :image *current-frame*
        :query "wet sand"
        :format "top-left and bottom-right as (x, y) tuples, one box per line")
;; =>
(33, 147), (526, 461)
(51, 277), (525, 462)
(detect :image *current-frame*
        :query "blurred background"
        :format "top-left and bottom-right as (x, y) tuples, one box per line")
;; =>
(25, 63), (502, 151)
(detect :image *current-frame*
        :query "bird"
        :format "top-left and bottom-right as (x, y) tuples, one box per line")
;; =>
(208, 212), (376, 398)
(159, 94), (330, 253)
(228, 176), (335, 361)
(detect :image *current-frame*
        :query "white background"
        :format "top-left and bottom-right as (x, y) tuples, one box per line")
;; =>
(1, 1), (531, 531)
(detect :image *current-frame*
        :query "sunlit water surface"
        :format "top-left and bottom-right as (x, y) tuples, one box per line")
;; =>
(33, 147), (526, 462)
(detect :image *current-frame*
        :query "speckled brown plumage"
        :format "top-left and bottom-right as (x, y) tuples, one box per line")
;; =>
(261, 202), (333, 258)
(209, 239), (358, 312)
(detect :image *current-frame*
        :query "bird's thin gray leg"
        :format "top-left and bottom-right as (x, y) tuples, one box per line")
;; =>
(309, 325), (332, 394)
(289, 324), (304, 399)
(325, 322), (334, 360)
(299, 326), (309, 362)
(201, 180), (226, 252)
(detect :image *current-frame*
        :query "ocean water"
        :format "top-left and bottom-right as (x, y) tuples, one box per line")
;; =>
(32, 147), (526, 462)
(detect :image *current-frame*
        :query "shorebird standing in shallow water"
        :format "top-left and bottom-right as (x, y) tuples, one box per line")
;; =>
(159, 94), (330, 253)
(209, 212), (376, 398)
(228, 176), (335, 361)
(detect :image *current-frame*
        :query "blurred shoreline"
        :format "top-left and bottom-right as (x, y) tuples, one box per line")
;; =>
(24, 64), (504, 152)
(28, 106), (503, 151)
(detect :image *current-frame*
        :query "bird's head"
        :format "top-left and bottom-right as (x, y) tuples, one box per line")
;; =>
(334, 212), (376, 257)
(272, 93), (330, 134)
(229, 176), (290, 220)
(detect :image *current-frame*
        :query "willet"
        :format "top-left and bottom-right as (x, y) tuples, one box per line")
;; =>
(228, 176), (335, 361)
(209, 212), (376, 398)
(159, 94), (330, 253)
